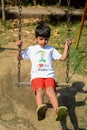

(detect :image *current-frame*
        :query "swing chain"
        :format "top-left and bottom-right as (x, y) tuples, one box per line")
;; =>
(66, 0), (71, 83)
(17, 46), (21, 82)
(17, 0), (22, 82)
(18, 0), (22, 41)
(67, 0), (71, 36)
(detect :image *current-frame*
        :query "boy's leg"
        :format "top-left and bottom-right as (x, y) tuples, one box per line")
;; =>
(45, 78), (68, 121)
(45, 78), (58, 112)
(31, 78), (47, 121)
(31, 78), (45, 106)
(36, 88), (45, 106)
(46, 87), (68, 121)
(46, 87), (58, 113)
(36, 88), (47, 121)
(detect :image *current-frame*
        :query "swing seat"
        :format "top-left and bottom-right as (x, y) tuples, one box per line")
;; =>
(15, 81), (71, 87)
(56, 82), (71, 87)
(15, 82), (31, 87)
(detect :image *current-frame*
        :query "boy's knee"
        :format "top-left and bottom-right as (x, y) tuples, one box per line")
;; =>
(36, 88), (45, 95)
(46, 87), (54, 95)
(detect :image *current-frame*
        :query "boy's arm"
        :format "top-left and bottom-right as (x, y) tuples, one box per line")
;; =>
(60, 38), (71, 61)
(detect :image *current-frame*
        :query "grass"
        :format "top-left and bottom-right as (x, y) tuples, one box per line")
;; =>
(0, 19), (87, 76)
(50, 21), (87, 75)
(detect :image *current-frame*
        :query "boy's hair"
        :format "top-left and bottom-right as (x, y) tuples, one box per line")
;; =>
(35, 22), (51, 38)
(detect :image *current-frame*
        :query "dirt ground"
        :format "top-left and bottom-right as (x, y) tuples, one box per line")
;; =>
(0, 27), (87, 130)
(5, 6), (84, 19)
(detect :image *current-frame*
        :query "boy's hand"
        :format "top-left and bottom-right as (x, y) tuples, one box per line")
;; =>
(65, 38), (72, 46)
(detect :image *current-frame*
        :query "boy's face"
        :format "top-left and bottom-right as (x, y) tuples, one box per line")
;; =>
(36, 36), (49, 48)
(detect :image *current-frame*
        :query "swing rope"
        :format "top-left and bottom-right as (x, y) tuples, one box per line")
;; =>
(16, 0), (71, 87)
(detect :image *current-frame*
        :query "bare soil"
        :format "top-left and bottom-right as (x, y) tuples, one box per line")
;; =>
(0, 26), (87, 130)
(4, 5), (84, 20)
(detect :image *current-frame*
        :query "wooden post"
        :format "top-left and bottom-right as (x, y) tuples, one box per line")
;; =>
(75, 0), (87, 49)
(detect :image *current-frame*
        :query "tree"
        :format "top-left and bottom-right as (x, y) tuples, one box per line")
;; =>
(1, 0), (6, 29)
(32, 0), (36, 5)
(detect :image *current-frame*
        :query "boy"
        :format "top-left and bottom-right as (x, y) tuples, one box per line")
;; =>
(17, 22), (71, 121)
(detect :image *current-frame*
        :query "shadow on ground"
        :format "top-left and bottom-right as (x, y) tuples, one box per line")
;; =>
(56, 81), (87, 130)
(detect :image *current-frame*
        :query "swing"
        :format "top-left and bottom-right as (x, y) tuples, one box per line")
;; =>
(16, 0), (72, 87)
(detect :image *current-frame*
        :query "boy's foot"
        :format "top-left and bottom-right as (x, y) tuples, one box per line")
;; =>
(56, 106), (68, 121)
(37, 104), (47, 121)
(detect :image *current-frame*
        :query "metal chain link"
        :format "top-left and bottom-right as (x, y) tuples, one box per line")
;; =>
(17, 0), (22, 82)
(18, 0), (22, 41)
(17, 46), (21, 82)
(66, 0), (71, 83)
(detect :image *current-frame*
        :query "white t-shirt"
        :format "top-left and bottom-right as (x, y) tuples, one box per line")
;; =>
(22, 45), (62, 81)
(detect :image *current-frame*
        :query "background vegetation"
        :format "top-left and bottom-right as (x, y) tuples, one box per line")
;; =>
(0, 0), (86, 8)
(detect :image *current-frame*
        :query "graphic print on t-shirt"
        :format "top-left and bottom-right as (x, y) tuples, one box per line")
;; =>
(35, 50), (49, 71)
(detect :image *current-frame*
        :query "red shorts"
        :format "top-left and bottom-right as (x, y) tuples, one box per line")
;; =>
(31, 78), (56, 94)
